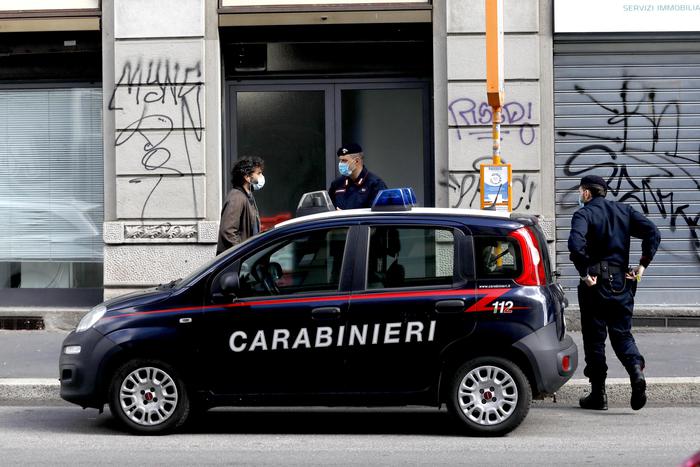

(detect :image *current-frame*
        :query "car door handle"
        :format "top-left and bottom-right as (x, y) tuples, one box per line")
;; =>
(311, 307), (342, 320)
(435, 299), (466, 313)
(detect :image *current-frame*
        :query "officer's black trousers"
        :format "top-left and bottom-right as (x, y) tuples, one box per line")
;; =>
(578, 277), (644, 382)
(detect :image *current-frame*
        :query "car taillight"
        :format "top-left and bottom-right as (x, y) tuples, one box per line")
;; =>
(562, 355), (571, 372)
(509, 226), (546, 286)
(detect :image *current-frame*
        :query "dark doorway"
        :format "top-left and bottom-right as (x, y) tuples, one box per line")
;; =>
(221, 23), (433, 227)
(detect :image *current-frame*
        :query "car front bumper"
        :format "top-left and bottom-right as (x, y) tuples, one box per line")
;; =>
(59, 328), (118, 409)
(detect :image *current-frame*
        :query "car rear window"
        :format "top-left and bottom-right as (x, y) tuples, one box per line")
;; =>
(474, 236), (523, 280)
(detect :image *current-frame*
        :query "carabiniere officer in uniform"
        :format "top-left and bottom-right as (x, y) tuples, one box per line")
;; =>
(568, 175), (661, 411)
(329, 143), (387, 210)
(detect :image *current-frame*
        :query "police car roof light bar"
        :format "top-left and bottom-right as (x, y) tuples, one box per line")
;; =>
(371, 188), (417, 212)
(401, 188), (417, 205)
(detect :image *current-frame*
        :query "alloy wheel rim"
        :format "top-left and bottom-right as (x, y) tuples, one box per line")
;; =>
(119, 366), (178, 426)
(457, 365), (518, 426)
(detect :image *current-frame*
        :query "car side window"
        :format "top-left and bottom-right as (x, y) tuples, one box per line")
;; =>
(474, 236), (522, 279)
(236, 228), (349, 298)
(366, 227), (455, 289)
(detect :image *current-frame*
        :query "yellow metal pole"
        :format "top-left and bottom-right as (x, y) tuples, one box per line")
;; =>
(492, 107), (502, 166)
(481, 0), (512, 212)
(485, 0), (504, 166)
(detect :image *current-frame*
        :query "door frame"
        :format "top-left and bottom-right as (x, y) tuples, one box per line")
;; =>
(224, 78), (434, 206)
(225, 82), (336, 198)
(333, 81), (433, 206)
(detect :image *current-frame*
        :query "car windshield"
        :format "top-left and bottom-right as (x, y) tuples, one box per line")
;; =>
(173, 234), (262, 289)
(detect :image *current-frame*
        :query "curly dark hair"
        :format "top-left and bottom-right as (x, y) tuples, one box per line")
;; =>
(231, 156), (264, 187)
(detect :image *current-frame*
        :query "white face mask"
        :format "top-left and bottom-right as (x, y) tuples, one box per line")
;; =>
(251, 174), (265, 191)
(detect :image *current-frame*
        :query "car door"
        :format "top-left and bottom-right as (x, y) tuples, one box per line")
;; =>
(197, 225), (357, 397)
(342, 221), (477, 394)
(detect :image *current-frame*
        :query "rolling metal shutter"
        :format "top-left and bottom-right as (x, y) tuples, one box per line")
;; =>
(554, 41), (700, 306)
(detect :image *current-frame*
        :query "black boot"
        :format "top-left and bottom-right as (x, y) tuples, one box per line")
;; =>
(579, 380), (608, 410)
(628, 364), (647, 411)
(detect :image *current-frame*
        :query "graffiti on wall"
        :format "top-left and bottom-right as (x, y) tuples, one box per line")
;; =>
(439, 158), (538, 212)
(446, 95), (538, 212)
(559, 81), (700, 261)
(448, 97), (536, 146)
(109, 58), (203, 221)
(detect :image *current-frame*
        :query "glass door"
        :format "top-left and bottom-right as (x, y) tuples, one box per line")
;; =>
(338, 84), (431, 206)
(229, 85), (334, 229)
(227, 81), (432, 225)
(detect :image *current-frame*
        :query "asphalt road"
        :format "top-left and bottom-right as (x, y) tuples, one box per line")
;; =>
(0, 405), (697, 465)
(1, 329), (699, 379)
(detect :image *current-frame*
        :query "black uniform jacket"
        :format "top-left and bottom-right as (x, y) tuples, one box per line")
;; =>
(329, 166), (387, 210)
(567, 196), (661, 277)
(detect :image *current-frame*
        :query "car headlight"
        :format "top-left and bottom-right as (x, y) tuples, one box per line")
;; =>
(76, 305), (107, 333)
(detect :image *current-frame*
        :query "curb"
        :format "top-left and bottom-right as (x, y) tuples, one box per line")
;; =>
(537, 377), (700, 407)
(564, 307), (700, 332)
(0, 378), (61, 404)
(1, 377), (699, 406)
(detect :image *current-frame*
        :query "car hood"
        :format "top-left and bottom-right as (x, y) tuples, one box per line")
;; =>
(102, 287), (173, 312)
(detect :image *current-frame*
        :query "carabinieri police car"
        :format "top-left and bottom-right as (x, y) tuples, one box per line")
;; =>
(59, 188), (577, 436)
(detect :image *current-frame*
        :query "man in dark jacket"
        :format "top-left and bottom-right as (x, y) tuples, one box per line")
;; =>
(329, 143), (387, 210)
(568, 175), (661, 411)
(217, 157), (265, 255)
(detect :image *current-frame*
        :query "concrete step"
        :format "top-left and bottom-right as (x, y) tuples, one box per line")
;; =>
(537, 377), (700, 407)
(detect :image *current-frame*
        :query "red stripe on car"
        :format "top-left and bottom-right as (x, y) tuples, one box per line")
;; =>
(102, 288), (515, 320)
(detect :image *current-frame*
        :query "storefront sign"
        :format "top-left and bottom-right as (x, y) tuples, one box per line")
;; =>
(555, 0), (700, 33)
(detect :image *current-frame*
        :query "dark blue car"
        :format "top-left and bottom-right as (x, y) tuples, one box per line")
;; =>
(59, 190), (577, 435)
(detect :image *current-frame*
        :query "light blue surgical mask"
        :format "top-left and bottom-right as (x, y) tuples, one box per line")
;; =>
(338, 162), (352, 177)
(577, 194), (585, 208)
(251, 174), (265, 191)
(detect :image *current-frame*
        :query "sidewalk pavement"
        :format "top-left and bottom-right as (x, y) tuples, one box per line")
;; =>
(1, 329), (698, 406)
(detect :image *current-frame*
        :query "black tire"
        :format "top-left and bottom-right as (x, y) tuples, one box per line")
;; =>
(446, 356), (531, 436)
(185, 399), (211, 428)
(108, 359), (190, 435)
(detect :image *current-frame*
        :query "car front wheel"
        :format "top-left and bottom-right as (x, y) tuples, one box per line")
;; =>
(108, 359), (190, 434)
(447, 356), (531, 436)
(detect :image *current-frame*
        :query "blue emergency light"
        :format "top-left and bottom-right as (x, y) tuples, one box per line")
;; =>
(371, 187), (417, 211)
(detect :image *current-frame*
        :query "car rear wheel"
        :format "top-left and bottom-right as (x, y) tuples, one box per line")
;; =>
(447, 356), (531, 436)
(108, 359), (190, 435)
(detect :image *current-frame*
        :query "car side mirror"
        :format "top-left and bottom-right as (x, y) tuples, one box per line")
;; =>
(219, 272), (239, 296)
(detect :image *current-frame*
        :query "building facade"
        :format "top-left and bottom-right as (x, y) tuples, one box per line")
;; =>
(0, 0), (698, 321)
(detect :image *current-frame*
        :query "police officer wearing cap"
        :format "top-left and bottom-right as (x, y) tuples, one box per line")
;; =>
(568, 175), (661, 411)
(329, 143), (387, 210)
